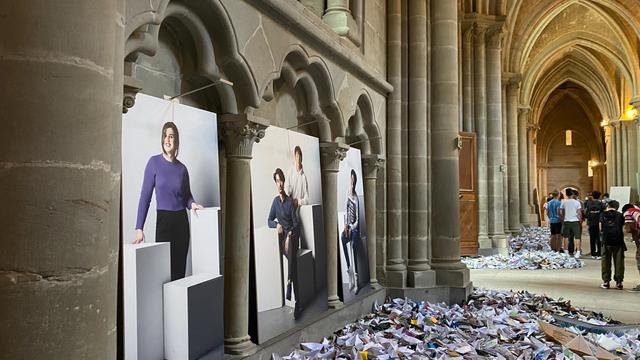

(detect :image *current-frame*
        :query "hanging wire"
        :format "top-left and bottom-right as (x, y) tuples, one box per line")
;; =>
(168, 78), (234, 100)
(348, 136), (381, 146)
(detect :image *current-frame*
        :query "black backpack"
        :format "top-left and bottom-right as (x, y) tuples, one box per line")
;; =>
(601, 211), (622, 245)
(586, 201), (604, 223)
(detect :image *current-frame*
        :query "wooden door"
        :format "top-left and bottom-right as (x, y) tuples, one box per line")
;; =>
(459, 132), (478, 256)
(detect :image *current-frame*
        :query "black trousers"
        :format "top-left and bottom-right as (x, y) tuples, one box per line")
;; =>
(588, 223), (601, 256)
(279, 230), (300, 293)
(156, 209), (190, 281)
(341, 228), (360, 269)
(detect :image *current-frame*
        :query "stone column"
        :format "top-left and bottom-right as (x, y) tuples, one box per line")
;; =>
(518, 107), (531, 224)
(430, 0), (470, 290)
(320, 142), (349, 308)
(363, 155), (385, 288)
(527, 121), (539, 220)
(621, 123), (629, 185)
(323, 0), (351, 35)
(506, 79), (521, 232)
(221, 116), (267, 355)
(0, 1), (123, 358)
(486, 26), (507, 251)
(604, 121), (613, 188)
(615, 123), (622, 185)
(501, 80), (509, 232)
(407, 0), (435, 287)
(473, 24), (491, 251)
(462, 24), (475, 132)
(385, 0), (407, 287)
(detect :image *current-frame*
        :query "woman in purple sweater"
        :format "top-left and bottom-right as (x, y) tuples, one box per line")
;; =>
(132, 122), (203, 280)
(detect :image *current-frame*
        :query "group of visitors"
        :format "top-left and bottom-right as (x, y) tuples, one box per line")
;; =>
(544, 189), (640, 292)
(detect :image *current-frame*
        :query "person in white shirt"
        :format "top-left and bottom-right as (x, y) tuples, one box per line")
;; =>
(286, 146), (310, 209)
(559, 189), (583, 258)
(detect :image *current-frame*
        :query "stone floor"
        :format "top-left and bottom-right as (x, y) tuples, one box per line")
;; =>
(471, 241), (640, 324)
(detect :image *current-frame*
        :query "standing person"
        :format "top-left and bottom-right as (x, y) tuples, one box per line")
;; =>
(585, 191), (605, 259)
(602, 193), (611, 206)
(133, 122), (204, 281)
(286, 146), (310, 209)
(546, 191), (563, 252)
(267, 168), (303, 318)
(560, 189), (583, 258)
(340, 169), (361, 292)
(622, 204), (640, 292)
(600, 200), (626, 290)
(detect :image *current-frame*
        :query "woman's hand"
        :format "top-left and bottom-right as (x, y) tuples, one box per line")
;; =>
(132, 229), (145, 244)
(191, 202), (204, 217)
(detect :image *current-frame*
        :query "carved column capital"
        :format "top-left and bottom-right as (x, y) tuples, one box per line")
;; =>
(320, 141), (349, 172)
(472, 23), (488, 42)
(486, 25), (505, 49)
(122, 75), (143, 113)
(220, 114), (269, 159)
(362, 154), (385, 180)
(518, 106), (531, 119)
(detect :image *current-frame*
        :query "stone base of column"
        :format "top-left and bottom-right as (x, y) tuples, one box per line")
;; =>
(490, 233), (508, 254)
(477, 234), (494, 255)
(387, 282), (473, 305)
(434, 268), (470, 288)
(527, 214), (539, 226)
(369, 279), (382, 290)
(407, 269), (436, 288)
(384, 269), (407, 288)
(507, 228), (522, 235)
(224, 335), (257, 356)
(328, 295), (344, 309)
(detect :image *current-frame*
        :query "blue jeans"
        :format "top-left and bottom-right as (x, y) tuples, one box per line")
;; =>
(341, 228), (359, 269)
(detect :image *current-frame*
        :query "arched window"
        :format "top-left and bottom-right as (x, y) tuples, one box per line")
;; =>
(565, 130), (572, 146)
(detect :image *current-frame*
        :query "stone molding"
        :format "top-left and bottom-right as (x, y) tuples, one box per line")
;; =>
(245, 0), (392, 95)
(362, 154), (385, 180)
(220, 114), (269, 159)
(320, 142), (349, 172)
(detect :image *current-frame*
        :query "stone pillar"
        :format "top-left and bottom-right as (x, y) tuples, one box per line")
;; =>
(604, 121), (613, 189)
(430, 0), (470, 290)
(518, 107), (531, 224)
(407, 0), (435, 287)
(221, 116), (267, 355)
(621, 123), (629, 185)
(320, 141), (349, 308)
(462, 24), (475, 132)
(385, 0), (407, 287)
(506, 79), (521, 232)
(363, 155), (384, 288)
(0, 1), (123, 358)
(486, 27), (507, 251)
(501, 80), (509, 233)
(323, 0), (351, 36)
(614, 123), (622, 185)
(473, 24), (491, 251)
(527, 121), (539, 221)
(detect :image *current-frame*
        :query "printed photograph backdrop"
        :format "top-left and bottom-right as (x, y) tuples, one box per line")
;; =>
(336, 148), (370, 303)
(250, 126), (327, 343)
(122, 93), (221, 272)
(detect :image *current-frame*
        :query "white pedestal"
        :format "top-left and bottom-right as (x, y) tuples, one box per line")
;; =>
(254, 227), (284, 312)
(190, 207), (221, 276)
(124, 243), (171, 360)
(163, 274), (224, 360)
(299, 204), (325, 289)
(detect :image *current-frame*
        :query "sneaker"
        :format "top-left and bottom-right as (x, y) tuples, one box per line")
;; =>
(591, 256), (597, 259)
(596, 256), (601, 260)
(627, 284), (640, 292)
(616, 282), (623, 290)
(574, 251), (581, 259)
(600, 282), (610, 289)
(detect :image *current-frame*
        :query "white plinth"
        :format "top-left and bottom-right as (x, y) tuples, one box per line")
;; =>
(190, 207), (221, 276)
(163, 274), (224, 360)
(299, 204), (325, 289)
(255, 227), (284, 312)
(124, 242), (171, 360)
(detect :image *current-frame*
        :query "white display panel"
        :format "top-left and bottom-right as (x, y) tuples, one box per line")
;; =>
(124, 243), (171, 360)
(250, 126), (327, 343)
(190, 207), (222, 276)
(336, 148), (370, 303)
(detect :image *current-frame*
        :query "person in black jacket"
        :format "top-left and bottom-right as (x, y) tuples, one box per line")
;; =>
(585, 191), (605, 258)
(600, 200), (625, 290)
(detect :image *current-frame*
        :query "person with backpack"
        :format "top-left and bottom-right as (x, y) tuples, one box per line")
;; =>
(585, 191), (605, 259)
(600, 200), (626, 290)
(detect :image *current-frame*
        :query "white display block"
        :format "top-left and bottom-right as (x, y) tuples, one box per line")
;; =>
(190, 207), (221, 276)
(124, 243), (171, 360)
(609, 186), (631, 208)
(299, 204), (325, 290)
(163, 274), (224, 360)
(255, 227), (284, 312)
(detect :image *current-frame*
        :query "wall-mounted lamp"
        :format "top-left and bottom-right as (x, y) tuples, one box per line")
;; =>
(624, 105), (638, 120)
